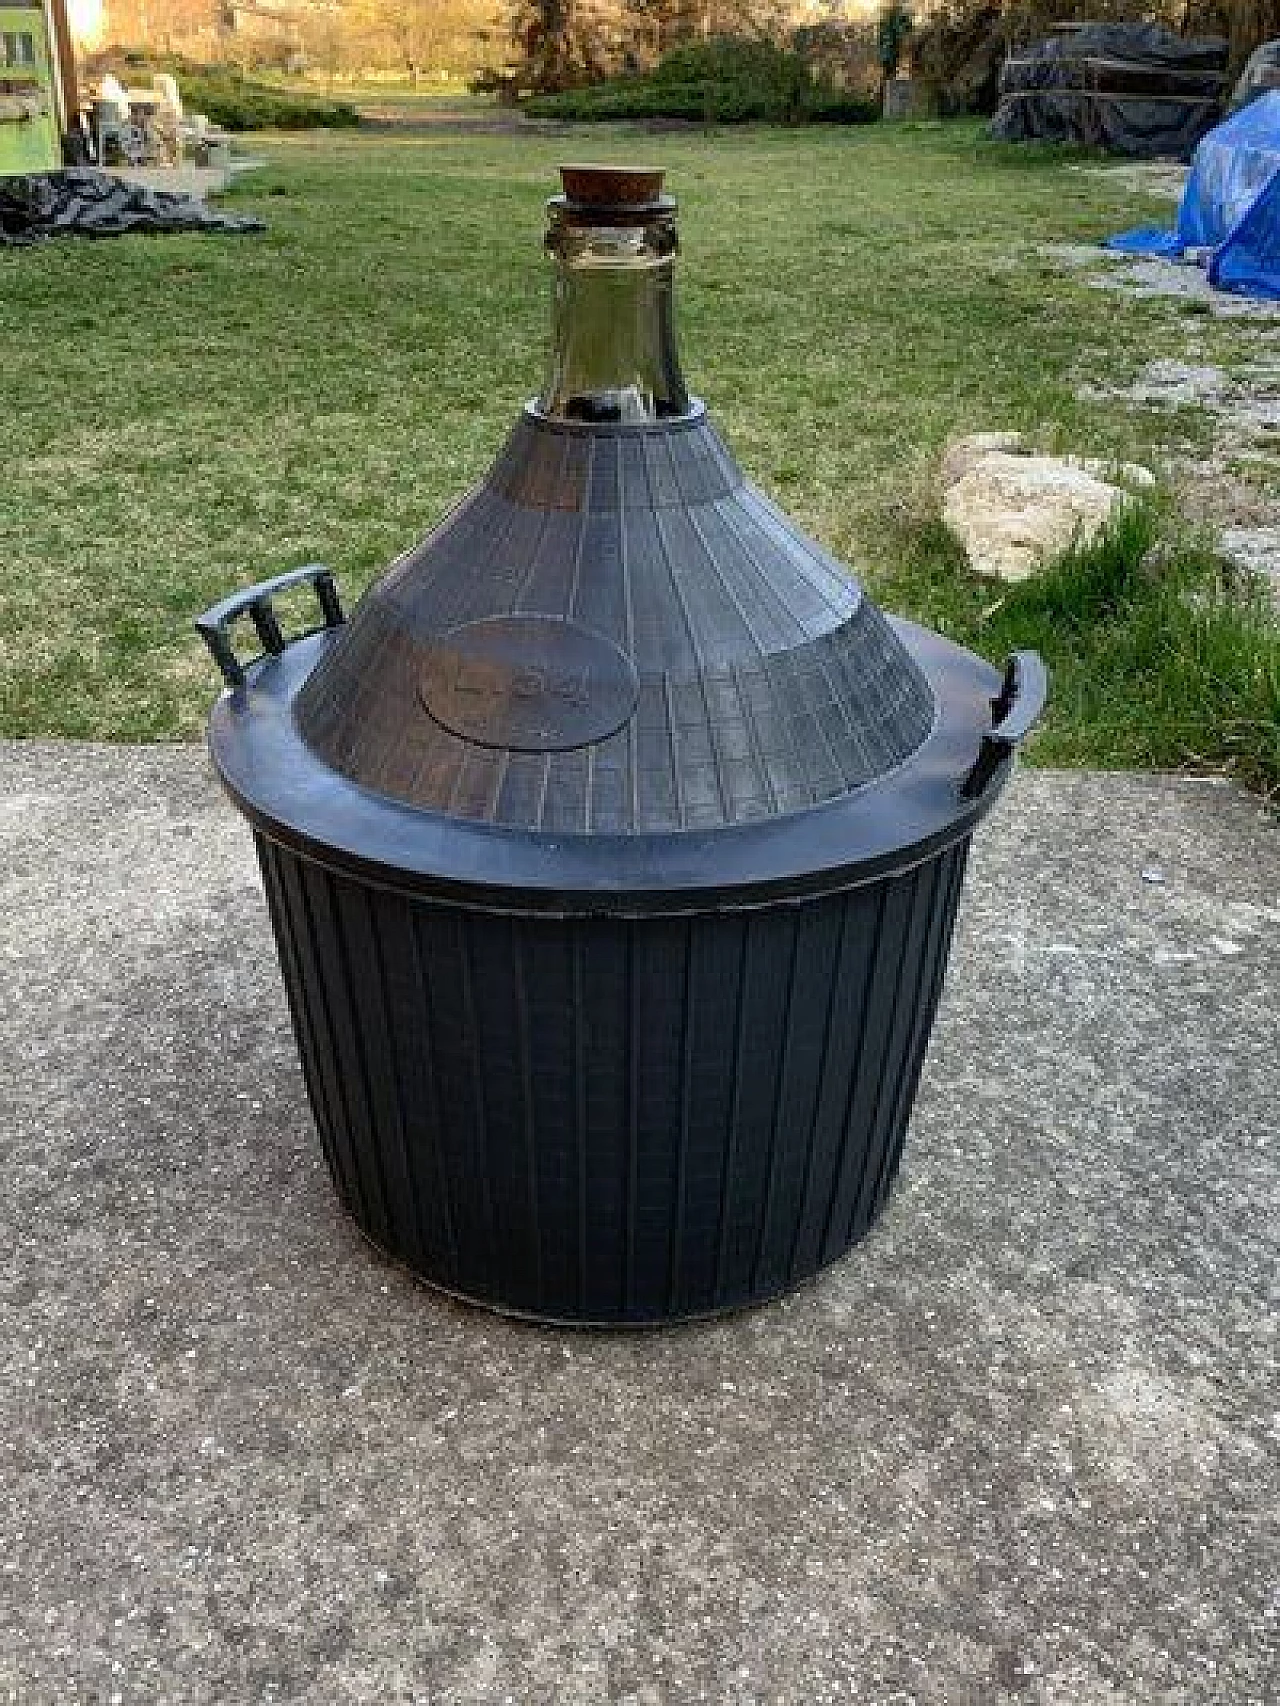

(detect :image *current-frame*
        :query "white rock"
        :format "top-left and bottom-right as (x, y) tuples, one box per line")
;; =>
(940, 435), (1153, 583)
(1062, 453), (1157, 489)
(941, 446), (1139, 583)
(940, 430), (1026, 486)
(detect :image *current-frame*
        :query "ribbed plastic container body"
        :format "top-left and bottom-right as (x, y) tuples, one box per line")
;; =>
(256, 832), (969, 1324)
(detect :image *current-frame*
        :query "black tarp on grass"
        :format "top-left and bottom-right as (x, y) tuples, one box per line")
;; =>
(0, 168), (265, 245)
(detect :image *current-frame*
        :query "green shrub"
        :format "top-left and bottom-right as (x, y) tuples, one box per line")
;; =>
(525, 34), (878, 126)
(111, 58), (360, 132)
(802, 89), (884, 124)
(177, 70), (360, 133)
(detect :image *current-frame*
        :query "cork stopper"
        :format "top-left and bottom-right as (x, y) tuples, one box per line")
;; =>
(554, 165), (673, 223)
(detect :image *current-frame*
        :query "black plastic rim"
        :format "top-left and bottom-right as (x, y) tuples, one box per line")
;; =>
(208, 617), (1013, 918)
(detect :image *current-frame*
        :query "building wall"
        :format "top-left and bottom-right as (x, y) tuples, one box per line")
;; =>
(0, 1), (61, 173)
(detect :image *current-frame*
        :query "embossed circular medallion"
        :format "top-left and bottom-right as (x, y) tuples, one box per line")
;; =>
(419, 616), (640, 753)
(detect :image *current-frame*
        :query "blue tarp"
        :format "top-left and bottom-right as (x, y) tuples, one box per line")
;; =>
(1108, 92), (1280, 300)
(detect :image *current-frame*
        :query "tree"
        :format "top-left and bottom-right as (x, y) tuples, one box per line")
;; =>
(509, 1), (632, 91)
(876, 1), (912, 81)
(507, 0), (793, 89)
(383, 0), (500, 77)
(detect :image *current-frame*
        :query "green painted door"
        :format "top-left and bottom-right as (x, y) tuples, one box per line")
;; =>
(0, 6), (60, 175)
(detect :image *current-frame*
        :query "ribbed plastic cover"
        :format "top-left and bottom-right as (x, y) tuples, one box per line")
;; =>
(294, 405), (935, 836)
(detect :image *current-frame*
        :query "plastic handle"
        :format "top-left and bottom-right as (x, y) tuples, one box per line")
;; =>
(196, 564), (344, 689)
(960, 650), (1048, 801)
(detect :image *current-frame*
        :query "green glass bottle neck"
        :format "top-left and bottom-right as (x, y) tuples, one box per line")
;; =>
(537, 212), (691, 424)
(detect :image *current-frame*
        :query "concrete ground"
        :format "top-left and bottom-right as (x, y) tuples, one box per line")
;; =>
(1, 745), (1276, 1705)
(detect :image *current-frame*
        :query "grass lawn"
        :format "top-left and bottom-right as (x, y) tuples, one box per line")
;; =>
(1, 119), (1276, 787)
